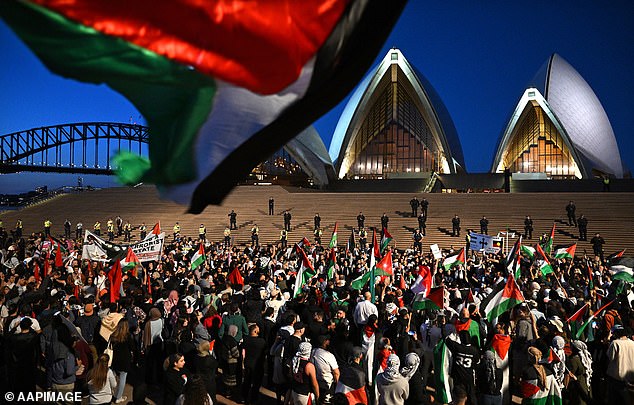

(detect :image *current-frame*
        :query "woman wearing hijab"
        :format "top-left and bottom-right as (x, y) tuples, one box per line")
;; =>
(551, 336), (566, 390)
(477, 351), (503, 405)
(142, 307), (164, 386)
(520, 347), (562, 405)
(192, 340), (219, 402)
(401, 353), (429, 405)
(566, 340), (593, 405)
(290, 341), (320, 405)
(217, 324), (240, 400)
(376, 354), (409, 405)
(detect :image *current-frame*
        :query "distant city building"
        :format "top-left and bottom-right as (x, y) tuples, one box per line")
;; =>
(248, 126), (335, 187)
(328, 48), (465, 180)
(492, 53), (624, 179)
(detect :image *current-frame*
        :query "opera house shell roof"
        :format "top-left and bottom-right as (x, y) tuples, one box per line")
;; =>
(492, 54), (623, 179)
(283, 126), (335, 186)
(328, 48), (465, 179)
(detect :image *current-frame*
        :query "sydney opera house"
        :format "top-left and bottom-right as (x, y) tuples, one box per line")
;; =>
(492, 53), (624, 179)
(250, 50), (624, 188)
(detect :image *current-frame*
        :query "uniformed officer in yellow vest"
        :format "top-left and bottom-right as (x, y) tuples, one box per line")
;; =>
(314, 227), (322, 245)
(199, 224), (206, 241)
(107, 219), (115, 241)
(123, 221), (132, 242)
(173, 222), (181, 240)
(251, 224), (259, 248)
(44, 219), (52, 237)
(15, 219), (23, 238)
(280, 229), (288, 249)
(139, 222), (147, 240)
(223, 227), (231, 247)
(359, 227), (368, 249)
(93, 221), (101, 236)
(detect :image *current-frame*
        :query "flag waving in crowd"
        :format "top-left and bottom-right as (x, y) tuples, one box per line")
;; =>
(0, 0), (406, 213)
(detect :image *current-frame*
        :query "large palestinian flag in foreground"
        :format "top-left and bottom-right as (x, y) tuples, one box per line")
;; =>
(480, 275), (524, 322)
(610, 257), (634, 283)
(433, 340), (453, 404)
(1, 0), (406, 213)
(521, 373), (562, 405)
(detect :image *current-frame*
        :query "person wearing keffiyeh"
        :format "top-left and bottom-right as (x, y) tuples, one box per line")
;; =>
(376, 354), (409, 405)
(291, 342), (320, 405)
(567, 340), (593, 405)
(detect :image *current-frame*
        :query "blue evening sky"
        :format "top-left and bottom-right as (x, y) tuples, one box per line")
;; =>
(1, 1), (632, 193)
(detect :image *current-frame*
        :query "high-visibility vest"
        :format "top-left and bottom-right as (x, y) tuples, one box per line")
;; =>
(44, 220), (52, 228)
(199, 226), (206, 234)
(94, 222), (101, 230)
(251, 226), (259, 235)
(174, 224), (181, 233)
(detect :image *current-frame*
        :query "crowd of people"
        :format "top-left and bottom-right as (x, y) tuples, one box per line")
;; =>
(0, 203), (632, 405)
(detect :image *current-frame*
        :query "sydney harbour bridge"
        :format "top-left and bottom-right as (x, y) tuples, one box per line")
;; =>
(0, 122), (148, 175)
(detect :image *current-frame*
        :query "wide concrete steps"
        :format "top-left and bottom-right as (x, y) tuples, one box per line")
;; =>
(1, 186), (633, 254)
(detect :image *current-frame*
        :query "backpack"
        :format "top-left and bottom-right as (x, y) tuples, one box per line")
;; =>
(124, 308), (139, 334)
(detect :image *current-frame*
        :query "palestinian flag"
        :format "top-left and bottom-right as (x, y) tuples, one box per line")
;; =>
(521, 244), (536, 260)
(521, 373), (563, 405)
(480, 275), (524, 322)
(535, 244), (554, 276)
(346, 229), (355, 253)
(329, 223), (338, 249)
(228, 267), (244, 286)
(587, 264), (595, 290)
(491, 333), (511, 362)
(490, 333), (512, 404)
(335, 368), (367, 405)
(54, 240), (64, 268)
(374, 251), (393, 277)
(412, 287), (444, 311)
(606, 249), (626, 264)
(380, 228), (393, 254)
(121, 247), (141, 275)
(442, 248), (465, 270)
(145, 222), (161, 239)
(433, 339), (453, 404)
(1, 0), (406, 213)
(293, 244), (316, 298)
(553, 244), (577, 260)
(567, 303), (589, 338)
(327, 248), (337, 280)
(506, 236), (522, 276)
(543, 223), (556, 255)
(190, 243), (205, 271)
(610, 257), (634, 283)
(574, 299), (614, 340)
(455, 318), (481, 347)
(108, 259), (123, 302)
(372, 228), (381, 259)
(350, 245), (377, 291)
(410, 265), (432, 296)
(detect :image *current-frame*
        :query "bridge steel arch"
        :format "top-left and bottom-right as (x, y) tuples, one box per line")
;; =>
(0, 122), (149, 174)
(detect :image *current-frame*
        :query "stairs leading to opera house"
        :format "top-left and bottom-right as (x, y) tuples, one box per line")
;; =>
(1, 185), (633, 255)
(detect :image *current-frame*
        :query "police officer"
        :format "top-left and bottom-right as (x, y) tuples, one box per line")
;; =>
(107, 219), (115, 241)
(421, 198), (429, 217)
(578, 214), (588, 241)
(280, 229), (288, 249)
(452, 214), (460, 237)
(418, 213), (427, 236)
(15, 219), (23, 238)
(139, 223), (147, 240)
(359, 227), (368, 249)
(75, 221), (83, 240)
(357, 212), (365, 229)
(44, 219), (52, 237)
(413, 229), (423, 251)
(480, 216), (489, 235)
(228, 210), (237, 230)
(590, 233), (605, 262)
(251, 224), (259, 248)
(524, 216), (533, 240)
(283, 210), (292, 232)
(64, 219), (71, 239)
(173, 222), (181, 240)
(93, 220), (101, 236)
(410, 196), (420, 217)
(199, 223), (206, 241)
(269, 196), (275, 215)
(224, 227), (231, 248)
(314, 227), (322, 245)
(381, 213), (389, 230)
(566, 200), (577, 227)
(313, 213), (321, 231)
(123, 221), (132, 242)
